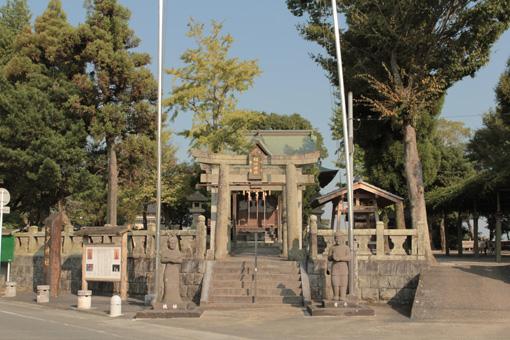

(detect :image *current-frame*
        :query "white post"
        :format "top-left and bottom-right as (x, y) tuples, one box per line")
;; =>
(154, 0), (164, 301)
(330, 0), (355, 297)
(6, 262), (10, 282)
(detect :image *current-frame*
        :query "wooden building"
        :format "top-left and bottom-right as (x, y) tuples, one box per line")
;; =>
(312, 181), (406, 230)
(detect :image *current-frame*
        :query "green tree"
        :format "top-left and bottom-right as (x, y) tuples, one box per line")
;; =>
(164, 19), (261, 153)
(470, 59), (510, 177)
(288, 0), (510, 260)
(73, 0), (157, 226)
(0, 0), (91, 225)
(0, 0), (30, 65)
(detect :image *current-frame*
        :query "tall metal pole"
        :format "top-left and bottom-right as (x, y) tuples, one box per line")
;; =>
(154, 0), (164, 301)
(330, 0), (355, 297)
(348, 92), (354, 179)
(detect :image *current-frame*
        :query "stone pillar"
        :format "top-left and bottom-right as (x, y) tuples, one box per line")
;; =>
(209, 186), (218, 259)
(196, 215), (207, 259)
(376, 221), (384, 257)
(282, 192), (288, 257)
(309, 215), (318, 259)
(286, 163), (299, 259)
(215, 163), (230, 260)
(396, 202), (405, 229)
(120, 232), (128, 301)
(297, 187), (303, 249)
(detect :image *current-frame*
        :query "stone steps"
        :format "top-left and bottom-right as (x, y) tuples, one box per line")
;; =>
(213, 266), (300, 274)
(212, 273), (301, 281)
(211, 287), (302, 296)
(208, 295), (303, 305)
(211, 280), (302, 290)
(204, 258), (304, 308)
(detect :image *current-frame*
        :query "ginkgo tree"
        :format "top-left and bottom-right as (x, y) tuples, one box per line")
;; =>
(164, 19), (261, 153)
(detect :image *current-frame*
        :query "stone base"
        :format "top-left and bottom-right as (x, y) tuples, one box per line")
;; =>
(136, 306), (203, 319)
(307, 300), (375, 317)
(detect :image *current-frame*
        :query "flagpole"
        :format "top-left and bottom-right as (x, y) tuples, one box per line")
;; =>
(154, 0), (164, 303)
(330, 0), (355, 298)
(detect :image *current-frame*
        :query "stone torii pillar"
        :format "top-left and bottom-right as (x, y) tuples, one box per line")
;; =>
(215, 163), (230, 259)
(286, 163), (300, 259)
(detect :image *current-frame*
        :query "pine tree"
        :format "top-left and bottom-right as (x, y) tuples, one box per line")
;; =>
(0, 0), (91, 225)
(73, 0), (158, 226)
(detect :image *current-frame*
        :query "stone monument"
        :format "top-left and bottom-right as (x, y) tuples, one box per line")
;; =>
(159, 235), (183, 309)
(139, 235), (203, 318)
(307, 232), (375, 316)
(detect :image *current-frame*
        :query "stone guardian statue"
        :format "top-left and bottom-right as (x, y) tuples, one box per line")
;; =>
(160, 235), (183, 308)
(328, 233), (351, 301)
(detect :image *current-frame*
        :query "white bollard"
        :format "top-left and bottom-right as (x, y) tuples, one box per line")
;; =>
(110, 295), (122, 317)
(36, 285), (50, 303)
(4, 282), (16, 297)
(77, 290), (92, 309)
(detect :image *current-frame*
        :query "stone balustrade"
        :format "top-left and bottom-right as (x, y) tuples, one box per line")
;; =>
(12, 226), (202, 259)
(314, 221), (426, 261)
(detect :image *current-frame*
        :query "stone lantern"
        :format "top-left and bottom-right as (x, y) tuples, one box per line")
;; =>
(187, 191), (208, 229)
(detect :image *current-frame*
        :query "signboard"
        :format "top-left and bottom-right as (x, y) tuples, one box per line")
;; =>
(83, 245), (121, 282)
(0, 188), (10, 206)
(0, 235), (14, 262)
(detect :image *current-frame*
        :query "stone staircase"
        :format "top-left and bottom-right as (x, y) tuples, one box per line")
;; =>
(202, 258), (304, 308)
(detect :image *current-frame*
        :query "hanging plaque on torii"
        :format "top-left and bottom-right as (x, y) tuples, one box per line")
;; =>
(248, 145), (265, 181)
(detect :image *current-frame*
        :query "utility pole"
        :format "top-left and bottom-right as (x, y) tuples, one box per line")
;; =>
(330, 0), (355, 298)
(154, 0), (164, 302)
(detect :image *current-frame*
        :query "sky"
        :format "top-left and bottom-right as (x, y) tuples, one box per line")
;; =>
(5, 0), (510, 170)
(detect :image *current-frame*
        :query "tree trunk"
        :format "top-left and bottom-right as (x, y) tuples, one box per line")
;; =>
(439, 214), (446, 254)
(107, 139), (118, 226)
(403, 123), (434, 262)
(457, 212), (463, 255)
(473, 210), (479, 257)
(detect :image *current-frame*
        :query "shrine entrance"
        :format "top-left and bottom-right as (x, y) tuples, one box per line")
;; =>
(191, 130), (321, 260)
(231, 190), (283, 256)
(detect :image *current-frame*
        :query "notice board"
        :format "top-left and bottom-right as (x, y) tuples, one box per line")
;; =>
(83, 245), (121, 282)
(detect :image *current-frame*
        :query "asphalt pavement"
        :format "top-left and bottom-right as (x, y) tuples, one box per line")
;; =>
(0, 297), (509, 339)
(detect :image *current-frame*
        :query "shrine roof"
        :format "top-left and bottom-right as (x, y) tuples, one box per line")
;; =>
(312, 180), (404, 208)
(247, 130), (318, 156)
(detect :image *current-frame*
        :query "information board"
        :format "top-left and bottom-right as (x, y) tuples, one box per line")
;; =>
(83, 245), (121, 281)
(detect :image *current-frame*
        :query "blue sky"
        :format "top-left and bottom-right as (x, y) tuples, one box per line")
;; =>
(6, 0), (510, 169)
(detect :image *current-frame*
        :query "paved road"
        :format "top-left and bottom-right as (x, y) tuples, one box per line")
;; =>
(0, 299), (509, 340)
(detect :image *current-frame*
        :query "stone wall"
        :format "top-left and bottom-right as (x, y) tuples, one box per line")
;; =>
(7, 227), (206, 303)
(306, 259), (428, 305)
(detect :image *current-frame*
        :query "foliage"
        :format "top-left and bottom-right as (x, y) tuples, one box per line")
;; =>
(0, 0), (30, 65)
(287, 0), (510, 207)
(73, 0), (158, 225)
(0, 0), (92, 225)
(162, 163), (204, 228)
(164, 19), (261, 153)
